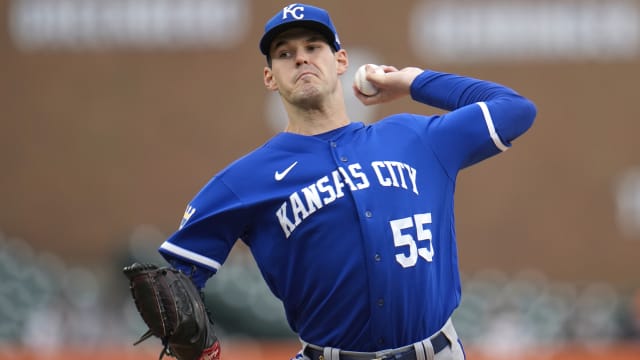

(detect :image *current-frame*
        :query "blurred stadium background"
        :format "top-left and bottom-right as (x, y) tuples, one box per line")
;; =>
(1, 0), (640, 359)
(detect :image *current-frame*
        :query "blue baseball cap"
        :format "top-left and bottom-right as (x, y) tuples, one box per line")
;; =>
(259, 3), (341, 56)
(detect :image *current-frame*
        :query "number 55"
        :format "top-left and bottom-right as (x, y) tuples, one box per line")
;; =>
(390, 213), (434, 268)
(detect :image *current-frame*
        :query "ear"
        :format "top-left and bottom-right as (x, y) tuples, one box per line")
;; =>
(335, 49), (348, 76)
(264, 66), (278, 91)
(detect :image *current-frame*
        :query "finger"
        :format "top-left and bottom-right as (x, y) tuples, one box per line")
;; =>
(352, 84), (381, 105)
(378, 65), (399, 73)
(365, 67), (386, 87)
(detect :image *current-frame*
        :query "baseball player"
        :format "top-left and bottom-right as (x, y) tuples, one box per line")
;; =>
(126, 3), (537, 360)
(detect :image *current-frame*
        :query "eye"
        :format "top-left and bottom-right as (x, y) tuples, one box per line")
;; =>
(306, 43), (322, 52)
(277, 50), (292, 58)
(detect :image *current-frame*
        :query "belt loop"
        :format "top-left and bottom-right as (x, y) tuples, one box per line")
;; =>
(420, 338), (435, 360)
(413, 341), (426, 360)
(323, 347), (340, 360)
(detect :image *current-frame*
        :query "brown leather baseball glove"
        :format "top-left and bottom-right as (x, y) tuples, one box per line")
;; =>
(123, 263), (220, 360)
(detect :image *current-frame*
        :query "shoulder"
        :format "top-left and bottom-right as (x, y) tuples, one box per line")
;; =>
(187, 141), (279, 207)
(216, 141), (278, 181)
(212, 134), (310, 191)
(368, 113), (439, 134)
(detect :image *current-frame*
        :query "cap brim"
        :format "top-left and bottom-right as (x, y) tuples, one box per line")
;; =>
(260, 20), (336, 56)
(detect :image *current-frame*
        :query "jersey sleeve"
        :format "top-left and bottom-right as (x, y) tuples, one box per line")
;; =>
(158, 175), (247, 283)
(409, 70), (537, 175)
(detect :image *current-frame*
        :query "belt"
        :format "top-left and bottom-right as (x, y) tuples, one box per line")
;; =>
(303, 331), (450, 360)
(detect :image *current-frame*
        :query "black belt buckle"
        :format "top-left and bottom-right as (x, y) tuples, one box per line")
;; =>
(375, 349), (414, 360)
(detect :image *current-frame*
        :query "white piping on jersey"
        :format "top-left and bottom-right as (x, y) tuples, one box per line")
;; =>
(477, 101), (509, 152)
(160, 241), (222, 270)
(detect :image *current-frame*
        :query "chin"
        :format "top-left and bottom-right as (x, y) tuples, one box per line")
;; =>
(292, 86), (323, 107)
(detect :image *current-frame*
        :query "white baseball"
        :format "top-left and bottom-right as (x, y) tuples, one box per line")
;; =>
(354, 64), (383, 96)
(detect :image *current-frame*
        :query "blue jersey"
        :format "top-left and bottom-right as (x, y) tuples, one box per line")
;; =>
(159, 70), (536, 351)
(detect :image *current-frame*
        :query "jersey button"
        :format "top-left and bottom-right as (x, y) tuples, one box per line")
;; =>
(365, 211), (372, 218)
(330, 141), (337, 148)
(374, 254), (381, 262)
(340, 156), (348, 162)
(377, 298), (384, 307)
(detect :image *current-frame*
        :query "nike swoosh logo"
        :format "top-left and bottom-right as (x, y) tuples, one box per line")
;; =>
(274, 161), (298, 181)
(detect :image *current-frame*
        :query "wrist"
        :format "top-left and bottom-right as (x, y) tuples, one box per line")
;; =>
(199, 340), (221, 360)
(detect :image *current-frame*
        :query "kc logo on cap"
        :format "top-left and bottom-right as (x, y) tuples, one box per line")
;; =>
(282, 4), (305, 20)
(259, 3), (341, 56)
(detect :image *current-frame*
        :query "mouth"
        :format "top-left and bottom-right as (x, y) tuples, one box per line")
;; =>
(296, 71), (317, 82)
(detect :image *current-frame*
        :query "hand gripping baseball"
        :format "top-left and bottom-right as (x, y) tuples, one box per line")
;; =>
(124, 263), (221, 360)
(353, 65), (424, 106)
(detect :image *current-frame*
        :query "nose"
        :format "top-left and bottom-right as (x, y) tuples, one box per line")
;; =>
(295, 50), (309, 66)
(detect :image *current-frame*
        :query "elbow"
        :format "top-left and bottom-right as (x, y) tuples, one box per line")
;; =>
(521, 97), (537, 132)
(493, 95), (538, 142)
(509, 96), (537, 137)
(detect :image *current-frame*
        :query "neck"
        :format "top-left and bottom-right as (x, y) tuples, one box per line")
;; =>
(284, 108), (350, 135)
